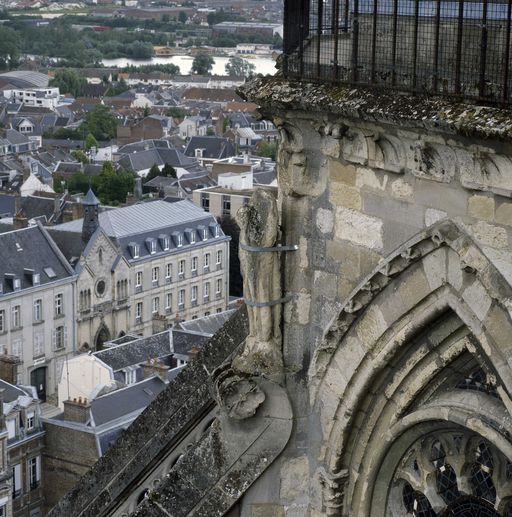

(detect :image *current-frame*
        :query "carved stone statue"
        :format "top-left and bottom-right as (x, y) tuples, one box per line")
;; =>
(232, 188), (284, 381)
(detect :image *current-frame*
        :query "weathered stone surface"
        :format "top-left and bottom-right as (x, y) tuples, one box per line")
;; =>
(468, 195), (495, 221)
(279, 456), (309, 501)
(471, 221), (509, 249)
(251, 504), (285, 517)
(334, 207), (384, 250)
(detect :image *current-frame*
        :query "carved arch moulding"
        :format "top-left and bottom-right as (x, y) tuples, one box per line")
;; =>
(309, 220), (512, 516)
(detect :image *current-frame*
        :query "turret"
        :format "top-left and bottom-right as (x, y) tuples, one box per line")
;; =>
(81, 188), (100, 245)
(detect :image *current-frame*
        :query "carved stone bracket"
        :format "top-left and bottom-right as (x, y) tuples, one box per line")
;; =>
(317, 467), (349, 516)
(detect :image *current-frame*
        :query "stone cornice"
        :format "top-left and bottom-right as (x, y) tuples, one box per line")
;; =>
(239, 76), (512, 142)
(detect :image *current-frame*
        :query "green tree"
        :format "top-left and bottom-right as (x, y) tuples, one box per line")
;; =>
(178, 11), (188, 24)
(85, 133), (98, 150)
(49, 68), (87, 97)
(97, 161), (135, 205)
(166, 107), (185, 119)
(161, 163), (177, 178)
(225, 56), (255, 78)
(191, 52), (214, 75)
(145, 164), (161, 183)
(71, 149), (89, 164)
(0, 26), (20, 70)
(84, 105), (118, 141)
(257, 141), (278, 161)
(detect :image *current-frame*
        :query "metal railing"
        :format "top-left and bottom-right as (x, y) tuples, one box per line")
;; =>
(283, 0), (512, 104)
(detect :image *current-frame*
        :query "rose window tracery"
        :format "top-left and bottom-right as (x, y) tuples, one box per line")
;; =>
(390, 431), (512, 517)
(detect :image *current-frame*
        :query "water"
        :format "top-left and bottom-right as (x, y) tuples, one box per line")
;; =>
(101, 55), (277, 76)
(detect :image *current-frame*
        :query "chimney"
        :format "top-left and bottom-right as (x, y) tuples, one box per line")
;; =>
(81, 188), (100, 245)
(13, 211), (28, 230)
(0, 355), (20, 385)
(134, 177), (142, 200)
(143, 360), (169, 381)
(63, 397), (91, 424)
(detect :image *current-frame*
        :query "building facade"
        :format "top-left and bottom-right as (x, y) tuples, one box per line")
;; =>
(0, 225), (76, 400)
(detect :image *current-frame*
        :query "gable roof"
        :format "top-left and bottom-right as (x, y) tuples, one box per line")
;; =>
(184, 136), (236, 160)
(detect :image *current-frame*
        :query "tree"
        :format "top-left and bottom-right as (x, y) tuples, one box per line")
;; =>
(225, 56), (255, 78)
(85, 133), (98, 150)
(257, 141), (278, 161)
(97, 161), (135, 205)
(161, 163), (177, 178)
(49, 68), (87, 97)
(145, 164), (161, 183)
(71, 149), (89, 164)
(192, 52), (214, 75)
(178, 11), (188, 24)
(84, 105), (118, 141)
(0, 26), (20, 70)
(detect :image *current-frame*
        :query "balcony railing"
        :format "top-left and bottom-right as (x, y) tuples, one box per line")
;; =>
(283, 0), (512, 104)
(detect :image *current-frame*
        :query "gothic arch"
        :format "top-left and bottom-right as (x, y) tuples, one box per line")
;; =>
(310, 220), (512, 516)
(94, 324), (111, 351)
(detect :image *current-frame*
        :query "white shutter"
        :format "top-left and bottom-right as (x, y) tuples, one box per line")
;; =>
(14, 464), (21, 491)
(64, 326), (68, 348)
(36, 456), (41, 482)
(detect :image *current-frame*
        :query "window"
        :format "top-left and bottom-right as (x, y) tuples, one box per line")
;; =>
(165, 293), (172, 311)
(28, 456), (40, 490)
(214, 225), (220, 238)
(190, 231), (196, 244)
(178, 289), (185, 307)
(32, 273), (40, 286)
(191, 256), (198, 272)
(222, 195), (231, 215)
(26, 410), (35, 430)
(203, 228), (208, 241)
(0, 504), (5, 517)
(136, 302), (143, 321)
(204, 253), (210, 269)
(13, 278), (21, 291)
(152, 267), (159, 284)
(33, 333), (44, 357)
(33, 299), (42, 323)
(216, 250), (222, 265)
(179, 260), (185, 276)
(124, 368), (137, 385)
(162, 236), (170, 251)
(204, 282), (210, 299)
(136, 271), (143, 288)
(0, 310), (5, 332)
(12, 339), (22, 360)
(54, 326), (65, 350)
(149, 240), (157, 254)
(12, 306), (21, 329)
(131, 244), (140, 259)
(201, 193), (210, 211)
(6, 419), (15, 439)
(177, 234), (183, 247)
(152, 297), (159, 314)
(54, 294), (63, 317)
(191, 286), (198, 302)
(165, 264), (172, 280)
(216, 279), (222, 295)
(12, 464), (21, 498)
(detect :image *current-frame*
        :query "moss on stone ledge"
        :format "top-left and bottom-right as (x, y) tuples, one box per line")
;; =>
(239, 76), (512, 142)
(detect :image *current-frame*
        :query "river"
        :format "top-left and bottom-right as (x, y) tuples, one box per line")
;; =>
(101, 55), (277, 76)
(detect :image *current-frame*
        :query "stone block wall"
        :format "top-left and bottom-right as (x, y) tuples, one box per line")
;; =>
(238, 77), (512, 516)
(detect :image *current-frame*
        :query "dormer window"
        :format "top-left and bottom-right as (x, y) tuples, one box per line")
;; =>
(146, 238), (157, 255)
(177, 234), (183, 247)
(33, 273), (40, 286)
(210, 223), (220, 238)
(203, 228), (208, 240)
(187, 229), (196, 244)
(129, 243), (140, 259)
(159, 235), (170, 251)
(13, 278), (21, 291)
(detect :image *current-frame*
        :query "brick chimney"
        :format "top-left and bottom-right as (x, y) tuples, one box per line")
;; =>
(13, 211), (28, 230)
(63, 397), (91, 424)
(0, 355), (20, 384)
(143, 361), (169, 381)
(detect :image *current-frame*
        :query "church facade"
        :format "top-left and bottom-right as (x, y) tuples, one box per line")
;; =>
(48, 1), (512, 516)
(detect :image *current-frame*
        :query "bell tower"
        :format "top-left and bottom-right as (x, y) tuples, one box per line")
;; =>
(81, 188), (100, 245)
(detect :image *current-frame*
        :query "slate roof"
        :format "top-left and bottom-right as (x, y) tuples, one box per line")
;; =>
(91, 376), (166, 427)
(177, 310), (236, 336)
(93, 331), (172, 372)
(0, 194), (15, 217)
(0, 379), (31, 403)
(118, 148), (196, 173)
(0, 71), (49, 88)
(0, 223), (74, 295)
(51, 199), (228, 263)
(184, 136), (236, 160)
(171, 330), (210, 356)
